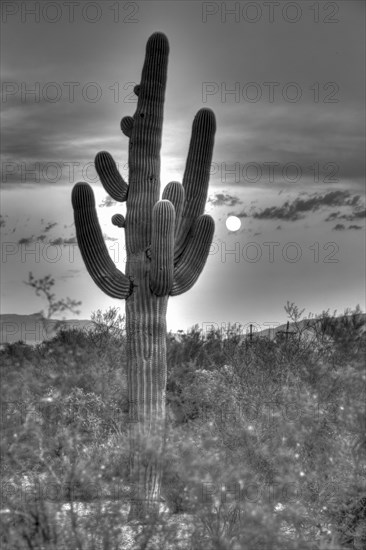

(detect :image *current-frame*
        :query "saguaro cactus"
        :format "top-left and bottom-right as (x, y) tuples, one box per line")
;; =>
(71, 32), (216, 521)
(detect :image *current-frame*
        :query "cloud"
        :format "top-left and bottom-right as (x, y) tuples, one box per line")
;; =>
(351, 209), (366, 220)
(44, 221), (58, 232)
(215, 105), (365, 185)
(348, 224), (363, 230)
(227, 210), (248, 219)
(63, 236), (77, 244)
(50, 236), (77, 245)
(18, 236), (34, 245)
(99, 196), (117, 208)
(103, 233), (118, 242)
(17, 234), (77, 246)
(208, 193), (242, 207)
(252, 191), (364, 222)
(2, 4), (365, 192)
(333, 224), (346, 231)
(49, 237), (67, 245)
(325, 206), (365, 222)
(0, 96), (129, 186)
(325, 211), (341, 222)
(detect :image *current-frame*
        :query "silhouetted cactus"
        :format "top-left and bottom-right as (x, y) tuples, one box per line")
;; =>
(71, 32), (216, 521)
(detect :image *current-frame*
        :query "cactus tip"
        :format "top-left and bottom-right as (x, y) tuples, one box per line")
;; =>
(194, 108), (216, 132)
(71, 182), (94, 210)
(146, 32), (169, 53)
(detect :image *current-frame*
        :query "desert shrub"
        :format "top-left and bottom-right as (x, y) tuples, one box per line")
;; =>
(1, 304), (365, 549)
(162, 305), (366, 549)
(334, 493), (366, 549)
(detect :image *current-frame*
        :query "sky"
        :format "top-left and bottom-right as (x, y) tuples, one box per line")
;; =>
(1, 0), (365, 334)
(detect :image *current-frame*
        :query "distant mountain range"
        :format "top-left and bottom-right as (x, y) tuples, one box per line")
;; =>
(0, 313), (94, 346)
(1, 312), (365, 347)
(255, 313), (366, 341)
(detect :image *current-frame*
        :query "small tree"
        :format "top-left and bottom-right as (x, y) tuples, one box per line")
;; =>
(24, 271), (82, 320)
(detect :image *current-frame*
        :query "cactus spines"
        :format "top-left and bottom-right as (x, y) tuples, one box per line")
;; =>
(171, 214), (215, 296)
(162, 181), (185, 238)
(95, 151), (128, 202)
(121, 116), (134, 138)
(150, 200), (175, 296)
(175, 108), (216, 260)
(71, 31), (216, 521)
(71, 182), (131, 299)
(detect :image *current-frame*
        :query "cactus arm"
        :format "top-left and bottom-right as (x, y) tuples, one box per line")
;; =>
(174, 108), (216, 259)
(162, 181), (185, 239)
(150, 200), (175, 296)
(95, 151), (128, 202)
(121, 116), (134, 138)
(170, 214), (214, 296)
(72, 182), (132, 299)
(126, 32), (169, 254)
(111, 214), (125, 228)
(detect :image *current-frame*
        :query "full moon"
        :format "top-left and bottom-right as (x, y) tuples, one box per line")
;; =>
(226, 215), (241, 231)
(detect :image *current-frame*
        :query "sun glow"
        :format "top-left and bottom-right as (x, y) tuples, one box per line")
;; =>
(226, 215), (241, 231)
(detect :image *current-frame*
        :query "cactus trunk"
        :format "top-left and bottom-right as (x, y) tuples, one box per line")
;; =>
(72, 32), (216, 523)
(126, 254), (168, 520)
